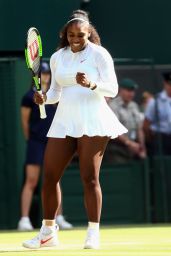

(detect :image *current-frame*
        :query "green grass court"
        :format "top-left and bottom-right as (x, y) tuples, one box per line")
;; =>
(0, 225), (171, 256)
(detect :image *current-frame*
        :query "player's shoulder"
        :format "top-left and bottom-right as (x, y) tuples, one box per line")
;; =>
(50, 48), (65, 68)
(50, 48), (63, 61)
(88, 41), (112, 59)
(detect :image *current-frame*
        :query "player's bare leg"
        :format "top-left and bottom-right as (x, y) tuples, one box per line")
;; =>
(23, 137), (77, 249)
(78, 135), (109, 249)
(42, 137), (77, 218)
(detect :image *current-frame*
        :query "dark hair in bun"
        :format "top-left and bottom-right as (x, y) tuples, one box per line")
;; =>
(57, 9), (101, 49)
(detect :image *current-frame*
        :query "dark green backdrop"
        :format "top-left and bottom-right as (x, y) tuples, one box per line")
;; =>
(0, 0), (170, 64)
(88, 0), (171, 64)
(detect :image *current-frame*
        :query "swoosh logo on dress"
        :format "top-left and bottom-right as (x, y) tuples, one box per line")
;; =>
(80, 59), (86, 63)
(40, 237), (53, 244)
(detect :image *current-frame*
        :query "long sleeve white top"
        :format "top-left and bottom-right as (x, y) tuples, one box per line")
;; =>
(46, 41), (118, 104)
(46, 41), (127, 139)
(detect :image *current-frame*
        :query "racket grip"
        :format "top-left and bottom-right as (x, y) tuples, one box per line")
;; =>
(39, 103), (47, 119)
(38, 90), (47, 119)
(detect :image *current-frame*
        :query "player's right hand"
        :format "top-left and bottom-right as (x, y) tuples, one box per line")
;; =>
(33, 91), (47, 105)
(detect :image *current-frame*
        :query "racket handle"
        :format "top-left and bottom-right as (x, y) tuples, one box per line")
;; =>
(39, 103), (47, 119)
(38, 90), (47, 119)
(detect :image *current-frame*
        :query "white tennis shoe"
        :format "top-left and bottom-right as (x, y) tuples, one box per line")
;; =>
(84, 227), (100, 249)
(22, 224), (59, 249)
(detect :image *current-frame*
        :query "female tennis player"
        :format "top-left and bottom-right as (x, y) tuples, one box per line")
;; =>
(23, 9), (127, 249)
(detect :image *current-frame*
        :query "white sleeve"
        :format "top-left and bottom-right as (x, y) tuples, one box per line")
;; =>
(93, 48), (118, 98)
(45, 53), (62, 104)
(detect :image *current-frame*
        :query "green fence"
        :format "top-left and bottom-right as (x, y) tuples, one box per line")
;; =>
(61, 160), (151, 225)
(0, 58), (30, 229)
(152, 156), (171, 223)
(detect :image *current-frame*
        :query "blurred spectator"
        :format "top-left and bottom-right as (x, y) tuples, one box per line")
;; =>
(141, 91), (154, 112)
(143, 72), (171, 156)
(107, 78), (146, 163)
(18, 61), (73, 231)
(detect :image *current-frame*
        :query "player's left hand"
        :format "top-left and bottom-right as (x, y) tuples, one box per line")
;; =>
(76, 72), (90, 88)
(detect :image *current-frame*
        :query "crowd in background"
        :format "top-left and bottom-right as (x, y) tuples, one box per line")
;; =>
(105, 72), (171, 164)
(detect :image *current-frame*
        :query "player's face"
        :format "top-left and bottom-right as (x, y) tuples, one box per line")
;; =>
(67, 23), (90, 52)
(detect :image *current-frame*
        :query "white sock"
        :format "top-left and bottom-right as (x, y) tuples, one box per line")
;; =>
(88, 222), (99, 230)
(42, 219), (56, 227)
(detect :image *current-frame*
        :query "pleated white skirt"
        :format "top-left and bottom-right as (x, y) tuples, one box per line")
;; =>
(47, 86), (127, 139)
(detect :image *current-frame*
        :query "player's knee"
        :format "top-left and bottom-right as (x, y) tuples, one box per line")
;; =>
(82, 174), (99, 189)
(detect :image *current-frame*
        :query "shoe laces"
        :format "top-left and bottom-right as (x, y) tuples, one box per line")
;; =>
(40, 225), (58, 237)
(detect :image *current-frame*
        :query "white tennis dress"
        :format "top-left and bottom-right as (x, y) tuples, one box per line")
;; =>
(46, 41), (127, 139)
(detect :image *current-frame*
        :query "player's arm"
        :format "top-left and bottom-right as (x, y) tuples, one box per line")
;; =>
(93, 48), (119, 98)
(34, 53), (62, 105)
(21, 106), (31, 140)
(45, 53), (62, 104)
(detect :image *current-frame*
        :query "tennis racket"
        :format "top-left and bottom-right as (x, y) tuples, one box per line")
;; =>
(25, 27), (47, 119)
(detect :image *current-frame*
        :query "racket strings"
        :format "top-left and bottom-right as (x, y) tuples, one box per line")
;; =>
(27, 30), (40, 74)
